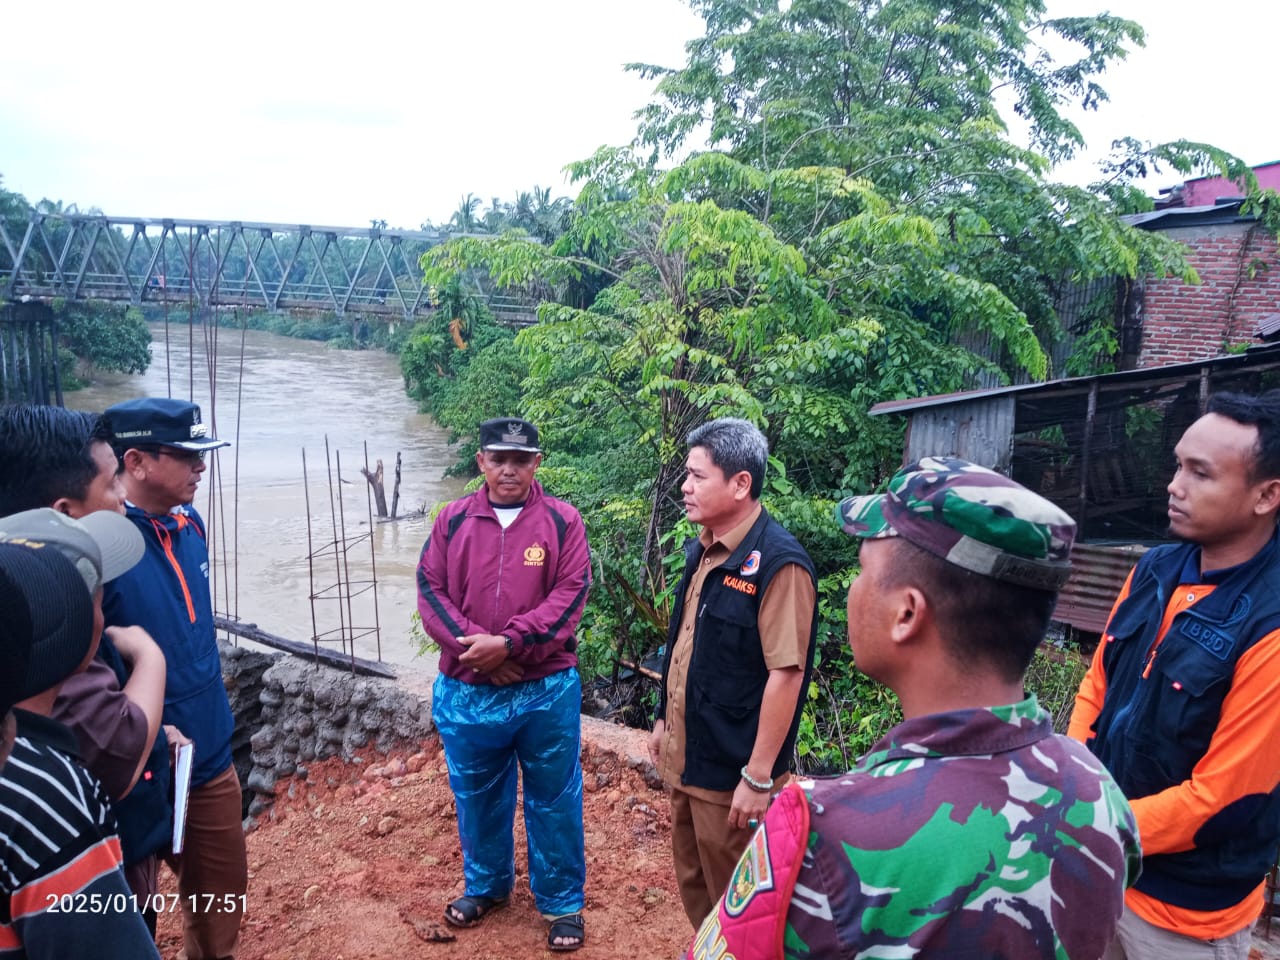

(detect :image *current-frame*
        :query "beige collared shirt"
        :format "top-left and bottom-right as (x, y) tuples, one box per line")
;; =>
(656, 504), (814, 801)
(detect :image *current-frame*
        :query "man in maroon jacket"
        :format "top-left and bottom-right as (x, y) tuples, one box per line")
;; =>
(417, 417), (592, 952)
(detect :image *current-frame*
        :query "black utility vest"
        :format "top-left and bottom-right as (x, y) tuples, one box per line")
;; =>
(659, 508), (817, 792)
(1089, 529), (1280, 910)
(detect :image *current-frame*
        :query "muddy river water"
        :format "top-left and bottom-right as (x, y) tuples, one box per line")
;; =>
(68, 324), (465, 689)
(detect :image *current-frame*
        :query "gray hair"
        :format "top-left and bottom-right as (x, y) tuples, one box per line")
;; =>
(687, 418), (768, 499)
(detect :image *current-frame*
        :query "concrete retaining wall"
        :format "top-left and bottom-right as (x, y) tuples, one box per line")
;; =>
(220, 647), (434, 825)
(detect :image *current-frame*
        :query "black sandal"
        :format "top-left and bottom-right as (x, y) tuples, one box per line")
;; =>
(443, 894), (508, 928)
(547, 912), (585, 952)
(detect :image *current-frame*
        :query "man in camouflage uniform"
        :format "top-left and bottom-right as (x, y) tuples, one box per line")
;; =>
(686, 457), (1141, 960)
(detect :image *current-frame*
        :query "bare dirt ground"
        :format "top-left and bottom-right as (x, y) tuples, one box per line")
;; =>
(156, 724), (690, 960)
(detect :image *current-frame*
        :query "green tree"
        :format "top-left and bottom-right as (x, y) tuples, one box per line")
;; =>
(625, 0), (1251, 365)
(57, 304), (152, 381)
(421, 145), (1054, 698)
(630, 0), (1147, 169)
(0, 176), (29, 229)
(415, 2), (1258, 754)
(399, 284), (524, 470)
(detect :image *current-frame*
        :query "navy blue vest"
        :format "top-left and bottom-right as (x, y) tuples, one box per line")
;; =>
(1088, 529), (1280, 910)
(660, 508), (818, 792)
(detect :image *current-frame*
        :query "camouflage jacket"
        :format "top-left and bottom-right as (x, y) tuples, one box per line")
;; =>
(688, 696), (1140, 960)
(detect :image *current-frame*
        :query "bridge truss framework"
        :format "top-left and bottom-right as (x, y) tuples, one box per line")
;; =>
(0, 212), (449, 320)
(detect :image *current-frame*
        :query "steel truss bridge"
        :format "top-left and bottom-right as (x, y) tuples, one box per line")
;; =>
(0, 211), (492, 321)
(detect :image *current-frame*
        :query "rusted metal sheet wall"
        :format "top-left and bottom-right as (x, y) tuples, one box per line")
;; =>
(1053, 277), (1120, 372)
(904, 395), (1015, 470)
(952, 276), (1118, 389)
(1052, 541), (1149, 635)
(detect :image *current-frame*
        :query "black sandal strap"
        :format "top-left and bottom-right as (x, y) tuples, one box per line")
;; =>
(547, 913), (585, 951)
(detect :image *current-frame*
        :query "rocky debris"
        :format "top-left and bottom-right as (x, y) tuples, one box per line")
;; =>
(400, 907), (457, 945)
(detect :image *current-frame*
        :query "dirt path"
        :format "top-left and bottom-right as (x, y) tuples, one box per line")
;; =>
(157, 724), (690, 959)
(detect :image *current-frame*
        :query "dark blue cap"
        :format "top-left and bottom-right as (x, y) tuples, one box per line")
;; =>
(105, 397), (230, 452)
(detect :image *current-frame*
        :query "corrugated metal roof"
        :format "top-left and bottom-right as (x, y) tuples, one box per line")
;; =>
(1052, 542), (1148, 634)
(872, 386), (1016, 415)
(870, 342), (1280, 418)
(1120, 199), (1249, 230)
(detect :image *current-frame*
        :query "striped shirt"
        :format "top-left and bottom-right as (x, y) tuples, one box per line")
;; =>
(0, 710), (158, 959)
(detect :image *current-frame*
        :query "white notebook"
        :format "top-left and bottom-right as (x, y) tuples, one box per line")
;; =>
(172, 742), (195, 855)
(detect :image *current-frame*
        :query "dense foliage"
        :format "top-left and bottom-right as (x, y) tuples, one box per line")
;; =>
(56, 302), (152, 385)
(402, 0), (1263, 765)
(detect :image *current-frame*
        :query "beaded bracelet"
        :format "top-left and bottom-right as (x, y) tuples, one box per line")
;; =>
(740, 765), (774, 793)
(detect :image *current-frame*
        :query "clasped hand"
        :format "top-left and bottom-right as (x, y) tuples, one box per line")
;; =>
(457, 634), (523, 686)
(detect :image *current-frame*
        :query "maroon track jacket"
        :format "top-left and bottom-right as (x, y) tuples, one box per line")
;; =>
(416, 479), (591, 684)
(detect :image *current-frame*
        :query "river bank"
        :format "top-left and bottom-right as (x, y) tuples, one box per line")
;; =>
(67, 323), (465, 685)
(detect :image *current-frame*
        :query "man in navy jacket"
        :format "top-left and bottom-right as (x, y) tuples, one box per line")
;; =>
(104, 397), (246, 960)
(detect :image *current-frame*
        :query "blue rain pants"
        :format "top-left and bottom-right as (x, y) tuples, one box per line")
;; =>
(432, 667), (585, 917)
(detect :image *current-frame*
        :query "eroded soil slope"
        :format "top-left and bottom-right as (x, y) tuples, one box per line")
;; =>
(157, 732), (690, 959)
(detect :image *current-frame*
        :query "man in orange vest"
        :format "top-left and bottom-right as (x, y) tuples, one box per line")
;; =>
(1071, 390), (1280, 959)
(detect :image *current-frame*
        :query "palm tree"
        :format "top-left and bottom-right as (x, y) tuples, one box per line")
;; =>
(510, 191), (536, 232)
(530, 186), (571, 243)
(448, 194), (482, 233)
(481, 196), (509, 233)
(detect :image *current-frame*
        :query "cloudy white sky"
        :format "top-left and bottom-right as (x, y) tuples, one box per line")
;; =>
(2, 0), (1275, 230)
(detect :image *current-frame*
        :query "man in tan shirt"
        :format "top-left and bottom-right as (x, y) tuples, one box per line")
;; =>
(648, 418), (817, 928)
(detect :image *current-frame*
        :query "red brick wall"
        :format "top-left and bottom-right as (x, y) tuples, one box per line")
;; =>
(1138, 223), (1280, 368)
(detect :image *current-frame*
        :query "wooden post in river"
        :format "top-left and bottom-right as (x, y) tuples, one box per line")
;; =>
(361, 459), (389, 518)
(390, 453), (402, 519)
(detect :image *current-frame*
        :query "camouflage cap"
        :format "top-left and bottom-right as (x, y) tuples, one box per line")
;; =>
(837, 456), (1076, 591)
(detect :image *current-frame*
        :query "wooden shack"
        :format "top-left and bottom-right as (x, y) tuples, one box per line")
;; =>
(870, 342), (1280, 635)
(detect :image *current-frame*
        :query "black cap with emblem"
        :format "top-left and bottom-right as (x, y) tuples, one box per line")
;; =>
(478, 418), (541, 453)
(105, 397), (230, 452)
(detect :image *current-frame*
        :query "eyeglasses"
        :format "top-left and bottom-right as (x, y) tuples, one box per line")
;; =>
(151, 447), (207, 465)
